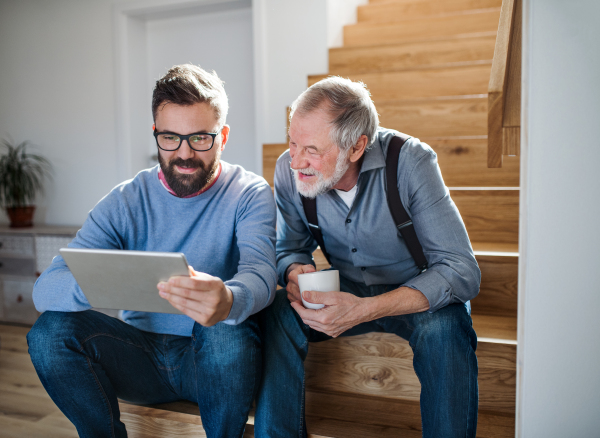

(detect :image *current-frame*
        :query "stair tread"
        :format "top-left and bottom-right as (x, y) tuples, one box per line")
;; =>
(329, 34), (497, 75)
(344, 8), (501, 47)
(472, 241), (519, 254)
(358, 0), (502, 24)
(472, 313), (517, 341)
(309, 62), (492, 100)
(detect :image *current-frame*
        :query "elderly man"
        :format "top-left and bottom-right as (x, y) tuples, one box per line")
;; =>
(27, 64), (277, 438)
(254, 77), (480, 438)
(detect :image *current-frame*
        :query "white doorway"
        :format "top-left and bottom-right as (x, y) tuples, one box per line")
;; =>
(114, 0), (255, 180)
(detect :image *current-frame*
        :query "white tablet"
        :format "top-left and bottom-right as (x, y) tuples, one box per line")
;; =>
(60, 248), (190, 314)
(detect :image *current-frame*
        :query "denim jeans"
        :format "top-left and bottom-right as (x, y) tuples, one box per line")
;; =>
(27, 310), (261, 438)
(254, 276), (478, 438)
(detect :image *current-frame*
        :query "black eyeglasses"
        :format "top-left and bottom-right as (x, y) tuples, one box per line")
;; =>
(154, 129), (219, 152)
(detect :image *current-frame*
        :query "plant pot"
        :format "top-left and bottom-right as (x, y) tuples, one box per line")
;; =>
(6, 206), (35, 228)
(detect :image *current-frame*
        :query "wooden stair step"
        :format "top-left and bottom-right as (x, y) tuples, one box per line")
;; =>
(308, 63), (492, 100)
(344, 9), (501, 47)
(121, 390), (514, 438)
(306, 391), (514, 438)
(472, 313), (517, 341)
(451, 189), (519, 245)
(473, 251), (518, 318)
(378, 95), (487, 138)
(358, 0), (502, 23)
(263, 139), (520, 188)
(305, 328), (516, 416)
(328, 34), (496, 75)
(426, 138), (519, 187)
(310, 247), (518, 324)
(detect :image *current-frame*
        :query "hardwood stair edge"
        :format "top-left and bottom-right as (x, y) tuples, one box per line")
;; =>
(343, 30), (498, 49)
(351, 6), (502, 26)
(329, 32), (497, 53)
(329, 59), (493, 77)
(309, 60), (493, 81)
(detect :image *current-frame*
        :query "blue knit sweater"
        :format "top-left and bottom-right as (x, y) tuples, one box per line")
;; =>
(32, 163), (277, 336)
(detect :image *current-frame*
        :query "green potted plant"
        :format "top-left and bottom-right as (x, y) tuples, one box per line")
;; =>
(0, 139), (52, 228)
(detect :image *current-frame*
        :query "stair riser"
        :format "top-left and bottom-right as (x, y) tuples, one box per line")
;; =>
(305, 333), (516, 415)
(452, 190), (519, 245)
(358, 0), (502, 23)
(263, 139), (521, 188)
(378, 97), (487, 137)
(474, 255), (518, 317)
(305, 391), (515, 438)
(329, 35), (496, 75)
(344, 9), (501, 47)
(309, 63), (492, 100)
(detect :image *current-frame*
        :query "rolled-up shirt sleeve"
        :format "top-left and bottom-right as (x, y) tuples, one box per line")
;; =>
(273, 152), (318, 287)
(398, 145), (481, 312)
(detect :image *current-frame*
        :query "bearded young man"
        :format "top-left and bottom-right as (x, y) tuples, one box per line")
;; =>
(254, 77), (480, 438)
(27, 64), (277, 438)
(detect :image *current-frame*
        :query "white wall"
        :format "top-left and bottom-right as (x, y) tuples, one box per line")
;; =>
(0, 0), (363, 225)
(146, 6), (255, 171)
(253, 0), (367, 165)
(0, 0), (120, 226)
(518, 0), (600, 436)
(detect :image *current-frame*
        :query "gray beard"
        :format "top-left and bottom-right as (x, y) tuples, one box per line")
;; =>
(292, 149), (351, 199)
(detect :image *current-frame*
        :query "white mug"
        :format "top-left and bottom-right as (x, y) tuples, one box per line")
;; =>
(298, 270), (340, 309)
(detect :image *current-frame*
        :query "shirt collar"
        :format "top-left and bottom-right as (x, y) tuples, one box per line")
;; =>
(358, 135), (386, 175)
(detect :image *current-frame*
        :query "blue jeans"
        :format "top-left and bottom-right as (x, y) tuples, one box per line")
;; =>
(27, 310), (261, 438)
(254, 277), (478, 438)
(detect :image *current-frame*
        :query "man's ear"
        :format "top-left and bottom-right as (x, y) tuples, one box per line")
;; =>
(220, 125), (230, 151)
(348, 135), (368, 163)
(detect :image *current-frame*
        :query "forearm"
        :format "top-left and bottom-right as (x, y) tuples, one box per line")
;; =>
(362, 286), (430, 321)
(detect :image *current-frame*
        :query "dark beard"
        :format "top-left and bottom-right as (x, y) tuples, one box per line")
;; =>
(158, 153), (219, 197)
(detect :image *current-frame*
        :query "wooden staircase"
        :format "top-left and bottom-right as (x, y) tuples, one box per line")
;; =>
(121, 0), (520, 436)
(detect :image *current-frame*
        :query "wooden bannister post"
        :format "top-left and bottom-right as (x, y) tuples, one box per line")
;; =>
(488, 0), (521, 168)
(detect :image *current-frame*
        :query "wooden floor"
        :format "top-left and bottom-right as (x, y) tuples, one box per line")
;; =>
(0, 323), (78, 437)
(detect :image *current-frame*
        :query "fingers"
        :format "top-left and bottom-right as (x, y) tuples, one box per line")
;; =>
(165, 274), (218, 291)
(300, 265), (316, 274)
(286, 282), (302, 302)
(166, 298), (217, 327)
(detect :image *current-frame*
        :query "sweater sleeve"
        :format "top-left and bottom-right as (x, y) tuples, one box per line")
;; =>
(221, 181), (277, 325)
(32, 191), (126, 312)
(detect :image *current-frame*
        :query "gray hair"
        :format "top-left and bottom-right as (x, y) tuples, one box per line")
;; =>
(289, 76), (379, 152)
(152, 64), (228, 126)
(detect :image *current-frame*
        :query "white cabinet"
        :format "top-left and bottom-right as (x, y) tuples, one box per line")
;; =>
(0, 225), (79, 324)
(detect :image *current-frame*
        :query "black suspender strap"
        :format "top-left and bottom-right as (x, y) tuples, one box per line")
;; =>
(300, 134), (428, 273)
(300, 196), (332, 265)
(386, 135), (428, 272)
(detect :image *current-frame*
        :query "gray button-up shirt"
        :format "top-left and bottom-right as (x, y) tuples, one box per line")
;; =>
(274, 127), (481, 313)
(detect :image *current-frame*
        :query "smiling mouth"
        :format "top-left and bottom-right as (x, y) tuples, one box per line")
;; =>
(175, 165), (199, 174)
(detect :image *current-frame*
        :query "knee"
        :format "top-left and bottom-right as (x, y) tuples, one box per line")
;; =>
(27, 311), (82, 372)
(411, 304), (476, 353)
(192, 316), (261, 366)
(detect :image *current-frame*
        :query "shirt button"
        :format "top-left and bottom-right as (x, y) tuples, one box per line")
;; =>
(361, 267), (366, 271)
(346, 219), (352, 224)
(352, 248), (357, 253)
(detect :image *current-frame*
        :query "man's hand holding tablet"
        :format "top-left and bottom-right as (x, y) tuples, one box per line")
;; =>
(158, 266), (233, 327)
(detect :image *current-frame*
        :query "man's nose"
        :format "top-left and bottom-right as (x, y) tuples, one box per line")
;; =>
(177, 140), (195, 160)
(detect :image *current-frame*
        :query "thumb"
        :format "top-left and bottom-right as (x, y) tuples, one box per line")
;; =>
(303, 290), (327, 304)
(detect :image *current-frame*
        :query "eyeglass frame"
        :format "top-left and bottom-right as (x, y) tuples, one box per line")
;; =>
(153, 129), (220, 152)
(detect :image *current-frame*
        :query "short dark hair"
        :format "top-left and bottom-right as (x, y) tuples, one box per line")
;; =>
(152, 64), (228, 126)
